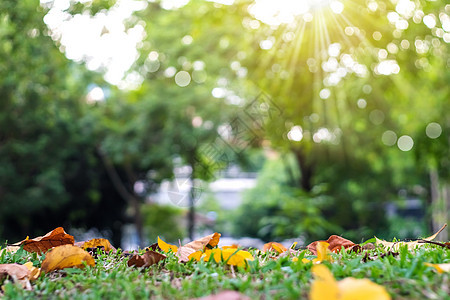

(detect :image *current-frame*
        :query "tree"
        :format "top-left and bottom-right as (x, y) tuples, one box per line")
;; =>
(0, 0), (126, 244)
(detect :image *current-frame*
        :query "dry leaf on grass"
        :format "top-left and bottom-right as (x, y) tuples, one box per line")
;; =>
(23, 262), (40, 281)
(262, 242), (287, 254)
(177, 232), (221, 263)
(307, 235), (357, 255)
(425, 263), (450, 273)
(11, 227), (74, 254)
(310, 264), (391, 300)
(0, 263), (33, 290)
(190, 248), (254, 268)
(41, 245), (95, 273)
(77, 238), (115, 252)
(127, 250), (167, 268)
(375, 223), (447, 251)
(157, 237), (179, 253)
(158, 233), (221, 263)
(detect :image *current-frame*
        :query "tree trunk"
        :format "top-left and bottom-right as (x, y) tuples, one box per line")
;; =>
(98, 148), (145, 248)
(188, 164), (195, 241)
(429, 170), (448, 240)
(294, 148), (314, 192)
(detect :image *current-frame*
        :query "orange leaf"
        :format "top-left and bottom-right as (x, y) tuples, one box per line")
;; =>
(80, 238), (114, 252)
(307, 235), (356, 255)
(41, 245), (95, 273)
(12, 227), (74, 254)
(263, 242), (288, 254)
(177, 232), (221, 263)
(157, 236), (179, 253)
(127, 250), (166, 268)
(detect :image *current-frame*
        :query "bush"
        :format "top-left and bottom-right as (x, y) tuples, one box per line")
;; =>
(232, 159), (337, 242)
(141, 204), (185, 243)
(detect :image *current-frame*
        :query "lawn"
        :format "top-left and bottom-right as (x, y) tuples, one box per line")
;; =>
(0, 229), (449, 299)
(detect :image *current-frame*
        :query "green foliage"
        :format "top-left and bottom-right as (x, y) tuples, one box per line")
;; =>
(142, 204), (185, 244)
(233, 158), (336, 242)
(0, 0), (126, 244)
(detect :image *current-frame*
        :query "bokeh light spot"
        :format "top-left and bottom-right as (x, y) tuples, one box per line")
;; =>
(174, 71), (191, 87)
(382, 130), (397, 146)
(397, 135), (414, 151)
(425, 122), (442, 139)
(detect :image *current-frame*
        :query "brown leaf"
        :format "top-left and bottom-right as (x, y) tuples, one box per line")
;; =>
(41, 245), (95, 273)
(177, 232), (221, 263)
(307, 235), (356, 255)
(127, 250), (167, 268)
(0, 264), (32, 290)
(12, 227), (74, 254)
(194, 291), (250, 300)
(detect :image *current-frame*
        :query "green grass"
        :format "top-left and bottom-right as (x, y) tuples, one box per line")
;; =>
(0, 244), (449, 299)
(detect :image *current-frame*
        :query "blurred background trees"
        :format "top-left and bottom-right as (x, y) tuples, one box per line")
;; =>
(0, 0), (448, 245)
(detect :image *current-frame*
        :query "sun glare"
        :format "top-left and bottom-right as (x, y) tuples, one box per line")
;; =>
(249, 0), (344, 26)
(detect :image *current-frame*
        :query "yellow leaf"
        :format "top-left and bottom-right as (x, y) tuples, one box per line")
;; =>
(221, 248), (254, 267)
(157, 236), (178, 253)
(313, 241), (332, 263)
(338, 277), (391, 300)
(81, 238), (113, 252)
(23, 262), (40, 281)
(310, 265), (339, 300)
(41, 245), (95, 273)
(425, 262), (450, 273)
(188, 250), (203, 261)
(375, 223), (447, 251)
(310, 265), (391, 300)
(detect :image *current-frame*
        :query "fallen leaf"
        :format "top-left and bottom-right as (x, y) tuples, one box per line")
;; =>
(310, 264), (391, 300)
(310, 264), (339, 300)
(0, 245), (20, 256)
(311, 241), (332, 264)
(263, 242), (287, 254)
(23, 262), (40, 281)
(375, 223), (447, 251)
(177, 232), (221, 263)
(425, 263), (450, 273)
(79, 238), (114, 252)
(195, 290), (250, 300)
(11, 227), (74, 254)
(41, 245), (95, 273)
(292, 257), (312, 263)
(188, 250), (204, 261)
(128, 250), (167, 268)
(157, 236), (179, 253)
(0, 263), (32, 290)
(362, 251), (398, 263)
(307, 235), (356, 255)
(203, 248), (254, 268)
